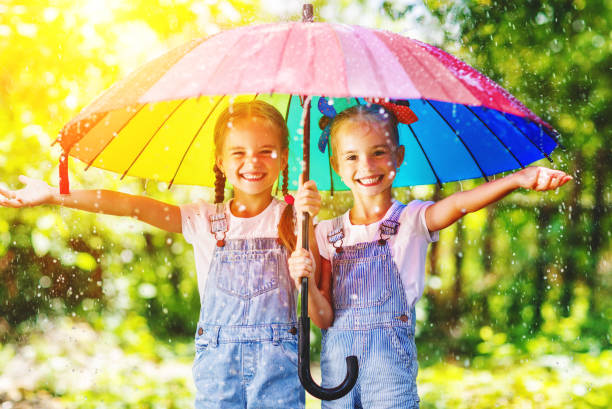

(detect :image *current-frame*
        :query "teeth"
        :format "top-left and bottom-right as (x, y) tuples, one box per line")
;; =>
(242, 173), (264, 180)
(358, 176), (381, 185)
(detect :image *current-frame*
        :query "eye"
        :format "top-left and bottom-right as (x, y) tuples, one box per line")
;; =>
(231, 151), (245, 157)
(344, 154), (357, 161)
(373, 150), (387, 156)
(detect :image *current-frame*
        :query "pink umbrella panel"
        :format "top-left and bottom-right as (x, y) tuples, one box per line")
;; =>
(56, 21), (560, 194)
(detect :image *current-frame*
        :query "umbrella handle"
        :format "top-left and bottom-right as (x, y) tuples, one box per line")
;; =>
(297, 213), (359, 400)
(297, 91), (358, 400)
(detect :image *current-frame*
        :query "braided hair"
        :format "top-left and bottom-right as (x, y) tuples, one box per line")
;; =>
(213, 100), (296, 252)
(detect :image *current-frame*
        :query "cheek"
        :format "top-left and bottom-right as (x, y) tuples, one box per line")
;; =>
(336, 162), (354, 177)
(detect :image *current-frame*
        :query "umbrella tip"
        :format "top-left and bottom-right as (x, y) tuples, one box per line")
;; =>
(302, 4), (313, 22)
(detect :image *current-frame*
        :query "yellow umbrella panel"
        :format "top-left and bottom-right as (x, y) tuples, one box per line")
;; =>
(57, 94), (292, 190)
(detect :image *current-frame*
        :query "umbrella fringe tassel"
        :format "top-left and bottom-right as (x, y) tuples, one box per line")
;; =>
(59, 150), (70, 195)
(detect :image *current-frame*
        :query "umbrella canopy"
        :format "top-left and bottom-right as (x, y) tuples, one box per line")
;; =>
(57, 21), (559, 193)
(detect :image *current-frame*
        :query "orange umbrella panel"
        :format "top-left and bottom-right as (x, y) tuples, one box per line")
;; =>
(57, 94), (293, 191)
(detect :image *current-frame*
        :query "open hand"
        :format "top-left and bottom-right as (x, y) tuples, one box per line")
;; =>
(514, 167), (572, 191)
(0, 175), (54, 208)
(288, 247), (316, 289)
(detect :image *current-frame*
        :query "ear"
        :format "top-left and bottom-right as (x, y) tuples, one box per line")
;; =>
(396, 145), (405, 168)
(329, 152), (339, 174)
(215, 156), (225, 174)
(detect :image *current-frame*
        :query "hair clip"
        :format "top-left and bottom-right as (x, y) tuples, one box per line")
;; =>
(317, 97), (337, 153)
(284, 194), (295, 205)
(364, 98), (419, 125)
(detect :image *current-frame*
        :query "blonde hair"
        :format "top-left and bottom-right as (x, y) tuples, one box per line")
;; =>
(323, 104), (399, 157)
(213, 100), (296, 252)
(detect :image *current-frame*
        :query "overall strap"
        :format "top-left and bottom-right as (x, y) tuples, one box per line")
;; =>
(327, 216), (345, 253)
(378, 203), (406, 243)
(208, 203), (228, 247)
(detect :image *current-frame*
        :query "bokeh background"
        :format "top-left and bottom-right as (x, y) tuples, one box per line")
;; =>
(0, 1), (610, 408)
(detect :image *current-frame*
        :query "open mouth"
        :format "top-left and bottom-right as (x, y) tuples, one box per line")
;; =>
(356, 175), (383, 186)
(240, 172), (266, 182)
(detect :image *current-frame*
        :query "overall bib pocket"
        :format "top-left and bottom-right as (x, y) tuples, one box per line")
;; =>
(216, 250), (280, 299)
(333, 253), (392, 309)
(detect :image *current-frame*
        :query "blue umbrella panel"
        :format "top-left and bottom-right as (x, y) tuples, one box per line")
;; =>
(277, 95), (559, 192)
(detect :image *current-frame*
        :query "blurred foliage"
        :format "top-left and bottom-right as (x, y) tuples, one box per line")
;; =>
(1, 317), (610, 408)
(0, 0), (611, 407)
(416, 0), (612, 357)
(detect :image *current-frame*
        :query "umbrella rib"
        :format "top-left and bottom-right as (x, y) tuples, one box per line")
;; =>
(402, 43), (457, 102)
(85, 104), (146, 171)
(500, 112), (553, 163)
(426, 100), (489, 182)
(270, 23), (294, 94)
(52, 112), (110, 147)
(464, 105), (525, 169)
(120, 99), (187, 180)
(285, 94), (292, 120)
(329, 25), (350, 95)
(168, 95), (226, 188)
(353, 29), (389, 96)
(407, 124), (443, 188)
(537, 122), (565, 150)
(202, 27), (254, 95)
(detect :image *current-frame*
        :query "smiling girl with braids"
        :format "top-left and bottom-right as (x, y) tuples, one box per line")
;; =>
(0, 100), (322, 409)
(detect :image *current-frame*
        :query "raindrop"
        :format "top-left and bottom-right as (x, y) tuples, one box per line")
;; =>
(39, 276), (52, 288)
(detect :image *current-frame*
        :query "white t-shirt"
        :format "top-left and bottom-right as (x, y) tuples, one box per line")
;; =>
(180, 198), (288, 300)
(315, 199), (439, 307)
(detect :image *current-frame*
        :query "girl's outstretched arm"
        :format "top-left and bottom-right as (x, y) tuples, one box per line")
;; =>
(425, 166), (572, 232)
(0, 175), (182, 233)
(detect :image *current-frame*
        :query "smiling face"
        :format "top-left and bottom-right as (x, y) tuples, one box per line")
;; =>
(331, 118), (404, 199)
(216, 116), (288, 198)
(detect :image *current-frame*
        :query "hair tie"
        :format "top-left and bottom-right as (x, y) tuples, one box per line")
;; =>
(317, 97), (337, 153)
(284, 194), (295, 205)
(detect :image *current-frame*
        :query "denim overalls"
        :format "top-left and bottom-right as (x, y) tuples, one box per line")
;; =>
(321, 203), (419, 409)
(193, 204), (305, 409)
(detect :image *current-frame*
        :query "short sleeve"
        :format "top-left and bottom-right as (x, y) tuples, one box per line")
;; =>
(403, 200), (439, 243)
(314, 221), (332, 261)
(180, 201), (210, 244)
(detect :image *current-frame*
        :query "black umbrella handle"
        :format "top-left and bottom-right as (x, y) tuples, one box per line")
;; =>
(298, 277), (359, 400)
(296, 89), (359, 400)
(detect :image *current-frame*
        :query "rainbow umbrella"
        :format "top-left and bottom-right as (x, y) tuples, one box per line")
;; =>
(55, 4), (560, 400)
(56, 13), (559, 194)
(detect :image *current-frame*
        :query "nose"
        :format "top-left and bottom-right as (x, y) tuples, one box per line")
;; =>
(245, 152), (259, 163)
(359, 155), (375, 169)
